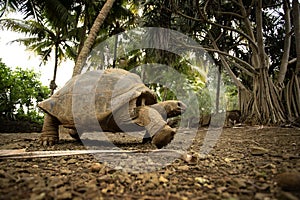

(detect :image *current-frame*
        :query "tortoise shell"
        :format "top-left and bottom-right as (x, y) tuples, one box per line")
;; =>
(38, 69), (157, 130)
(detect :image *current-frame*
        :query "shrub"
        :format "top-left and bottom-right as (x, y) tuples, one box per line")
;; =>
(0, 59), (50, 124)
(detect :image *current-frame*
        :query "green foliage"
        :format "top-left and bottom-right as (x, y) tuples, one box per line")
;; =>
(0, 60), (50, 123)
(222, 69), (239, 110)
(225, 85), (239, 111)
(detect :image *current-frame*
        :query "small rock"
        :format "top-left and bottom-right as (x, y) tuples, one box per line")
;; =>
(181, 153), (198, 164)
(60, 169), (72, 174)
(257, 183), (270, 191)
(67, 158), (77, 164)
(195, 177), (209, 184)
(30, 192), (46, 200)
(208, 193), (218, 199)
(276, 171), (300, 191)
(250, 146), (269, 156)
(217, 186), (227, 193)
(90, 163), (102, 172)
(260, 163), (276, 169)
(59, 159), (67, 164)
(177, 165), (189, 171)
(254, 193), (269, 200)
(282, 154), (293, 160)
(57, 191), (72, 199)
(224, 157), (235, 163)
(101, 183), (115, 193)
(233, 178), (247, 188)
(221, 192), (231, 199)
(48, 178), (65, 188)
(159, 176), (168, 183)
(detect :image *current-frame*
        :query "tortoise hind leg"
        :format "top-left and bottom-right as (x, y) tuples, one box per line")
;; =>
(40, 113), (60, 146)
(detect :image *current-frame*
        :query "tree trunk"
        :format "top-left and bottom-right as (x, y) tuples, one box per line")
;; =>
(72, 0), (116, 77)
(277, 0), (291, 86)
(207, 30), (251, 116)
(50, 42), (59, 95)
(246, 0), (286, 124)
(293, 0), (300, 73)
(284, 0), (300, 119)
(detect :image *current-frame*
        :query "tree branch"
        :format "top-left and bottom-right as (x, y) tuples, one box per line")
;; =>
(203, 47), (257, 76)
(174, 9), (258, 51)
(215, 11), (243, 19)
(207, 30), (248, 90)
(288, 58), (297, 65)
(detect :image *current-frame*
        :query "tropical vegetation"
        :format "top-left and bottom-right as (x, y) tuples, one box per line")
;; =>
(0, 59), (50, 123)
(0, 0), (299, 125)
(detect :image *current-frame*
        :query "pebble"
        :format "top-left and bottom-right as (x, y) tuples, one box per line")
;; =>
(250, 146), (269, 156)
(254, 193), (270, 200)
(233, 178), (247, 188)
(60, 169), (72, 174)
(59, 159), (67, 164)
(90, 163), (102, 172)
(177, 165), (189, 171)
(159, 176), (168, 183)
(57, 191), (72, 199)
(195, 177), (209, 184)
(30, 192), (46, 200)
(67, 158), (77, 164)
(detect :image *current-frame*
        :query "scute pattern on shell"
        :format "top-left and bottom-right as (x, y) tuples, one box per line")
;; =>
(38, 69), (157, 129)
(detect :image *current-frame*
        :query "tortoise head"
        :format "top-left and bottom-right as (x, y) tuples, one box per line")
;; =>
(161, 100), (187, 118)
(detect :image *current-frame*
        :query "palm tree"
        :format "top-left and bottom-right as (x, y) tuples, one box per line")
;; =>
(72, 0), (116, 77)
(0, 0), (79, 94)
(0, 18), (77, 94)
(1, 0), (138, 78)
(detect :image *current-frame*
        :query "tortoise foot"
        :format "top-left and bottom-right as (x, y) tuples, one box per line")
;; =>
(40, 113), (59, 146)
(39, 132), (59, 146)
(142, 131), (152, 144)
(68, 129), (80, 141)
(152, 126), (176, 149)
(142, 136), (152, 144)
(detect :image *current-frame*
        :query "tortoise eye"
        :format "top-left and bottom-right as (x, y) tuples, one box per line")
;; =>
(177, 102), (182, 107)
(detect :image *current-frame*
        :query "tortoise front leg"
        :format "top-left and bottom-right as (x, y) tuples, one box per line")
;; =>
(135, 107), (176, 148)
(39, 113), (60, 146)
(151, 125), (176, 149)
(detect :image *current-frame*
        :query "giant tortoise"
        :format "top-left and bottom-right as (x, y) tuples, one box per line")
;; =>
(38, 68), (186, 148)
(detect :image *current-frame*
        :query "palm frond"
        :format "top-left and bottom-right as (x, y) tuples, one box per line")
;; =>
(0, 0), (44, 21)
(62, 42), (77, 60)
(43, 0), (74, 28)
(0, 18), (57, 41)
(9, 37), (42, 46)
(0, 18), (31, 33)
(19, 0), (43, 20)
(0, 0), (22, 18)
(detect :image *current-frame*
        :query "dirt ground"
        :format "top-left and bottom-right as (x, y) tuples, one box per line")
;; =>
(0, 126), (300, 200)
